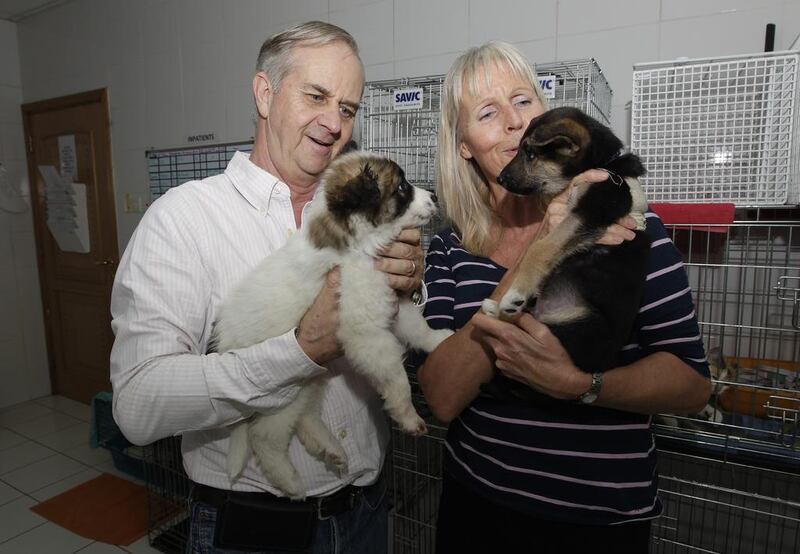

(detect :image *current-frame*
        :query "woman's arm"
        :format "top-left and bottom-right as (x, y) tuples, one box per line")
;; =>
(418, 293), (506, 424)
(472, 312), (711, 414)
(419, 170), (638, 423)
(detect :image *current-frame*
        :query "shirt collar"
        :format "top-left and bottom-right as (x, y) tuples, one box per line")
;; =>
(224, 151), (290, 213)
(225, 151), (326, 217)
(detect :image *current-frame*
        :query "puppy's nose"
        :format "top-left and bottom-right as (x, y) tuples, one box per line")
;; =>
(430, 192), (438, 203)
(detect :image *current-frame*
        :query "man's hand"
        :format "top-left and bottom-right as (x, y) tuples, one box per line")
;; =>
(296, 268), (343, 365)
(374, 228), (424, 294)
(539, 169), (637, 245)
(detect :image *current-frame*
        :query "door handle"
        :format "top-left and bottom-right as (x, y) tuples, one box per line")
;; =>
(94, 259), (116, 266)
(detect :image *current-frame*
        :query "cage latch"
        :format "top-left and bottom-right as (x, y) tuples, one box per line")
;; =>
(775, 276), (800, 330)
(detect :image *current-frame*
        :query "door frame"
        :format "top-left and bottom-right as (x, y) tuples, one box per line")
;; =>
(21, 88), (117, 396)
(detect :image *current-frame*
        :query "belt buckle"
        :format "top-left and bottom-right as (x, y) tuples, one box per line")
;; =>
(316, 496), (331, 521)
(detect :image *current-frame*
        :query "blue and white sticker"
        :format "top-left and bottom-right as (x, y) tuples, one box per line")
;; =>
(538, 75), (556, 99)
(392, 87), (424, 110)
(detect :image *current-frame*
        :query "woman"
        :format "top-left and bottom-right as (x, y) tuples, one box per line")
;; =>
(417, 42), (711, 554)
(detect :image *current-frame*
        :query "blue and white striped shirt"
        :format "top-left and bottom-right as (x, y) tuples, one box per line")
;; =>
(421, 211), (708, 525)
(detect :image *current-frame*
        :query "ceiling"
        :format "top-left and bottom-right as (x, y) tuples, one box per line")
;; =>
(0, 0), (71, 22)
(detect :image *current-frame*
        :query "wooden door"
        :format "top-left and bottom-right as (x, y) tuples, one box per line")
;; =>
(22, 89), (118, 404)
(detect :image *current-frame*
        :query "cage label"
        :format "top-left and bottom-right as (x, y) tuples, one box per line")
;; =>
(538, 75), (556, 99)
(393, 87), (424, 110)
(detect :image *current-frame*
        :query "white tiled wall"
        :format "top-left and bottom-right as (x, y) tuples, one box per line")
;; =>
(0, 19), (49, 409)
(2, 1), (799, 406)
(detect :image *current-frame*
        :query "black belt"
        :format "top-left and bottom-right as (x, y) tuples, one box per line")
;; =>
(192, 482), (365, 520)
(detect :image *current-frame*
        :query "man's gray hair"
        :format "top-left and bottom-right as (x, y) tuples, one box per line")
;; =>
(256, 21), (362, 91)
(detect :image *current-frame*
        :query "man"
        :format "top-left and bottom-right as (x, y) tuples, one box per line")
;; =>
(110, 22), (422, 553)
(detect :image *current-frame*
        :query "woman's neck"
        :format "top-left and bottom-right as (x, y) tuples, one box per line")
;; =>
(489, 182), (544, 229)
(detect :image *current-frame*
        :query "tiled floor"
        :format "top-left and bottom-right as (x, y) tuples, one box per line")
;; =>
(0, 396), (162, 553)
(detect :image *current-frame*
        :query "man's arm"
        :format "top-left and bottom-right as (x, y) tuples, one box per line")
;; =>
(110, 199), (331, 445)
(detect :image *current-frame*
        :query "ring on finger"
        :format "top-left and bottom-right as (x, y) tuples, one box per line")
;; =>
(409, 260), (416, 275)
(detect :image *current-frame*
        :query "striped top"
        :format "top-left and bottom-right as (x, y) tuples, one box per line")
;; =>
(422, 211), (709, 525)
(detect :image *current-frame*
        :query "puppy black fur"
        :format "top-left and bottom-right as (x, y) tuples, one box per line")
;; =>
(487, 107), (652, 403)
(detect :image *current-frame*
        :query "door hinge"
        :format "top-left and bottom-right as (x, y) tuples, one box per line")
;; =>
(26, 135), (33, 153)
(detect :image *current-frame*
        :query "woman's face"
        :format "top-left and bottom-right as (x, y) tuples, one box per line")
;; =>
(458, 64), (545, 185)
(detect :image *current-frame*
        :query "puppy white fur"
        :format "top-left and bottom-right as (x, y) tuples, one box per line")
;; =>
(212, 152), (452, 498)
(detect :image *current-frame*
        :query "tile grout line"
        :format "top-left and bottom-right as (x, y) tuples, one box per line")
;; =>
(0, 519), (49, 546)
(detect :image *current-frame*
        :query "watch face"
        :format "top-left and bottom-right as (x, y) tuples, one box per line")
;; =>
(580, 392), (598, 404)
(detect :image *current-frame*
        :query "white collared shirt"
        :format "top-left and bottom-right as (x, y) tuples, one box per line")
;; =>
(110, 151), (389, 495)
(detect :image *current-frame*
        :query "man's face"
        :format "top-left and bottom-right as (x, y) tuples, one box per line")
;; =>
(261, 42), (364, 187)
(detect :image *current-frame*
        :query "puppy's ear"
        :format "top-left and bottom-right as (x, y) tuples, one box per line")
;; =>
(531, 119), (588, 158)
(329, 163), (383, 223)
(339, 140), (359, 155)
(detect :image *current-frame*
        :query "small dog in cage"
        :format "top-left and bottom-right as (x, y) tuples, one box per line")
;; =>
(482, 107), (652, 378)
(211, 151), (452, 498)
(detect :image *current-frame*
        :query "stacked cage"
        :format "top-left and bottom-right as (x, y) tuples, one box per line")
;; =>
(359, 75), (445, 252)
(651, 218), (800, 554)
(536, 58), (613, 125)
(359, 62), (613, 554)
(631, 51), (800, 207)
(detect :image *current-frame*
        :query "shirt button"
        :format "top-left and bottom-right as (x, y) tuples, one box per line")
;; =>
(339, 429), (347, 439)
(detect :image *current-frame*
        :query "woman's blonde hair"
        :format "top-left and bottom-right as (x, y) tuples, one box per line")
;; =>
(436, 41), (548, 256)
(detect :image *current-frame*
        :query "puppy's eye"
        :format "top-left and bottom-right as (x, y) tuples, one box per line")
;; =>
(526, 149), (536, 161)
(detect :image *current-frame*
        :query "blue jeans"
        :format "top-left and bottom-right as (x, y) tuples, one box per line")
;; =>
(185, 480), (389, 554)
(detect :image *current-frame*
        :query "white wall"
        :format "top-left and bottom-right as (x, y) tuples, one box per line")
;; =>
(14, 0), (800, 248)
(2, 0), (799, 406)
(0, 19), (49, 408)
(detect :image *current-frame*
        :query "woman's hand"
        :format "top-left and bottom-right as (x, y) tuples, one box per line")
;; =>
(471, 311), (590, 400)
(539, 169), (638, 245)
(374, 228), (424, 294)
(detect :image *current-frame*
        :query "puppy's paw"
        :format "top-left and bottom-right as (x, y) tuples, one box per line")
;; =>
(323, 448), (349, 475)
(399, 413), (428, 437)
(630, 212), (647, 231)
(481, 299), (499, 318)
(284, 479), (306, 501)
(272, 469), (306, 500)
(498, 289), (528, 319)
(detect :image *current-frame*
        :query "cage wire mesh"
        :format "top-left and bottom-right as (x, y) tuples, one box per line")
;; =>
(142, 437), (191, 553)
(631, 51), (800, 207)
(536, 58), (613, 125)
(651, 217), (800, 554)
(358, 60), (612, 251)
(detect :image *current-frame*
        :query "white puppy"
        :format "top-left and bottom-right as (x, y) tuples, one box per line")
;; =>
(212, 152), (452, 499)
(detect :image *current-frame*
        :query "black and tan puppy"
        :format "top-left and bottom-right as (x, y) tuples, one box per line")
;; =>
(482, 107), (651, 376)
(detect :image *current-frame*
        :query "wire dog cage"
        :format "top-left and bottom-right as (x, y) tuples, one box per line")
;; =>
(650, 216), (800, 554)
(358, 59), (613, 250)
(631, 51), (800, 207)
(142, 437), (191, 553)
(536, 58), (613, 125)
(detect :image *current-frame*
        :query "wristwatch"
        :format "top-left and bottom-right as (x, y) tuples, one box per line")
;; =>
(411, 281), (428, 307)
(578, 372), (603, 404)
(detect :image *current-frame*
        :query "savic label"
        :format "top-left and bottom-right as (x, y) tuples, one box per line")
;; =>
(538, 75), (556, 99)
(392, 87), (424, 110)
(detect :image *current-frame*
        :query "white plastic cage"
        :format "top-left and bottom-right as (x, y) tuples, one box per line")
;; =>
(631, 51), (800, 207)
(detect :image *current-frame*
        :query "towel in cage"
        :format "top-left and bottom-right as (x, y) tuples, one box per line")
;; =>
(651, 203), (736, 261)
(649, 202), (735, 233)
